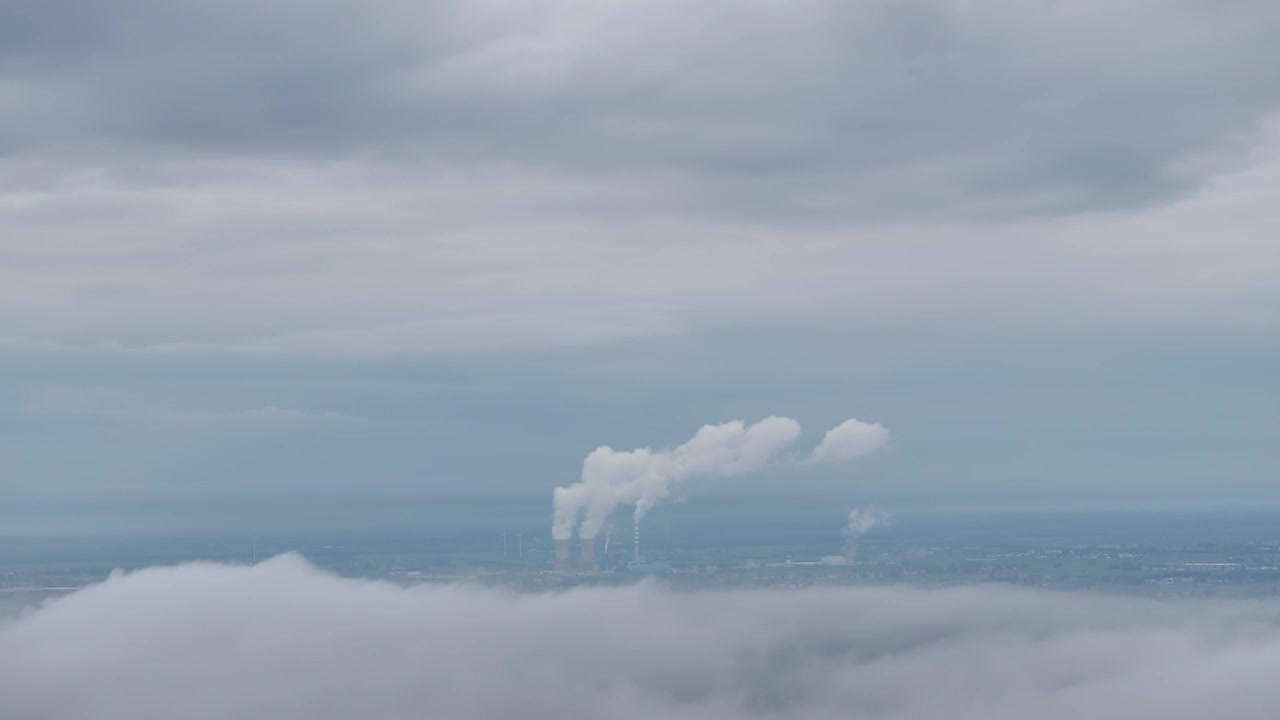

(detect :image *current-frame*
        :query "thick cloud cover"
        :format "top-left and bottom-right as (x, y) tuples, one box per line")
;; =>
(5, 554), (1280, 720)
(3, 0), (1279, 361)
(5, 0), (1279, 218)
(3, 0), (1279, 503)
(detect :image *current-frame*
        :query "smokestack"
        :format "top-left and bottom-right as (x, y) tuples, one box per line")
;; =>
(554, 538), (571, 572)
(633, 521), (641, 563)
(579, 535), (597, 572)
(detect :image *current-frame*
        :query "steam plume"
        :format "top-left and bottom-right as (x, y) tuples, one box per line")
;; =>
(806, 418), (890, 463)
(552, 416), (889, 542)
(846, 508), (888, 538)
(821, 508), (889, 566)
(552, 417), (802, 540)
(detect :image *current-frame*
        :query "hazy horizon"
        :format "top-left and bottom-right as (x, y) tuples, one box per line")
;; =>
(4, 1), (1280, 717)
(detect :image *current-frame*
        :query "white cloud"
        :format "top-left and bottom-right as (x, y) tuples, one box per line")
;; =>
(5, 555), (1280, 719)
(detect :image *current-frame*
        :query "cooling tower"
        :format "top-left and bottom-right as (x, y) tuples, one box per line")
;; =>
(554, 538), (571, 572)
(579, 535), (597, 571)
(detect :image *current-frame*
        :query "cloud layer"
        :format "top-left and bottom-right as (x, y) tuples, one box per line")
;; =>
(22, 385), (349, 425)
(5, 0), (1279, 218)
(2, 0), (1279, 362)
(6, 555), (1280, 719)
(3, 1), (1279, 502)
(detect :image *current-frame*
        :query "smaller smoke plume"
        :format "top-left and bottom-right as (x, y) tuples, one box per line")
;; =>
(846, 508), (888, 537)
(806, 419), (890, 463)
(838, 508), (889, 564)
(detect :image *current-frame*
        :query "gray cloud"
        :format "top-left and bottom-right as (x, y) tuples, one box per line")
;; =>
(4, 1), (1280, 501)
(3, 1), (1280, 363)
(5, 555), (1280, 719)
(3, 147), (1278, 361)
(3, 1), (1279, 219)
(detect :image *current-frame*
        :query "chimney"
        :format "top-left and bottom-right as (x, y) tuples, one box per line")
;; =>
(633, 521), (641, 564)
(579, 535), (597, 572)
(554, 538), (571, 572)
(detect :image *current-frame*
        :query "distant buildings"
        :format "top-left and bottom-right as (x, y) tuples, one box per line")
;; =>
(625, 562), (673, 576)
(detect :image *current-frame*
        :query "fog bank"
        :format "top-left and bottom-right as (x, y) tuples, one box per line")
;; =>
(4, 555), (1280, 719)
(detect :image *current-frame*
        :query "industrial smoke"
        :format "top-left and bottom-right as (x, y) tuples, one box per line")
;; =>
(552, 416), (889, 546)
(805, 419), (890, 464)
(845, 508), (887, 538)
(823, 508), (890, 565)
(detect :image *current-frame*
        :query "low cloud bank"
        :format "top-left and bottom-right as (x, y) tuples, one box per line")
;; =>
(4, 555), (1280, 719)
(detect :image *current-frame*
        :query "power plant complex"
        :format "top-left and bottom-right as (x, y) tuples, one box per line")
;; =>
(547, 415), (889, 576)
(551, 522), (639, 573)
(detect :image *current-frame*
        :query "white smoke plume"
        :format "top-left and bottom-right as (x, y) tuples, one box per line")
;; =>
(7, 555), (1280, 720)
(821, 508), (890, 566)
(806, 418), (890, 463)
(846, 508), (889, 538)
(843, 507), (890, 562)
(553, 416), (804, 540)
(552, 416), (888, 541)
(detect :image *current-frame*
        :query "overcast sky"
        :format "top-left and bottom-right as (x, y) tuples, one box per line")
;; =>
(3, 0), (1278, 508)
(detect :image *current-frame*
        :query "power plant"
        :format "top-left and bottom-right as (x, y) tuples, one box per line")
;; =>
(546, 416), (887, 576)
(554, 537), (571, 572)
(579, 535), (597, 571)
(550, 416), (887, 575)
